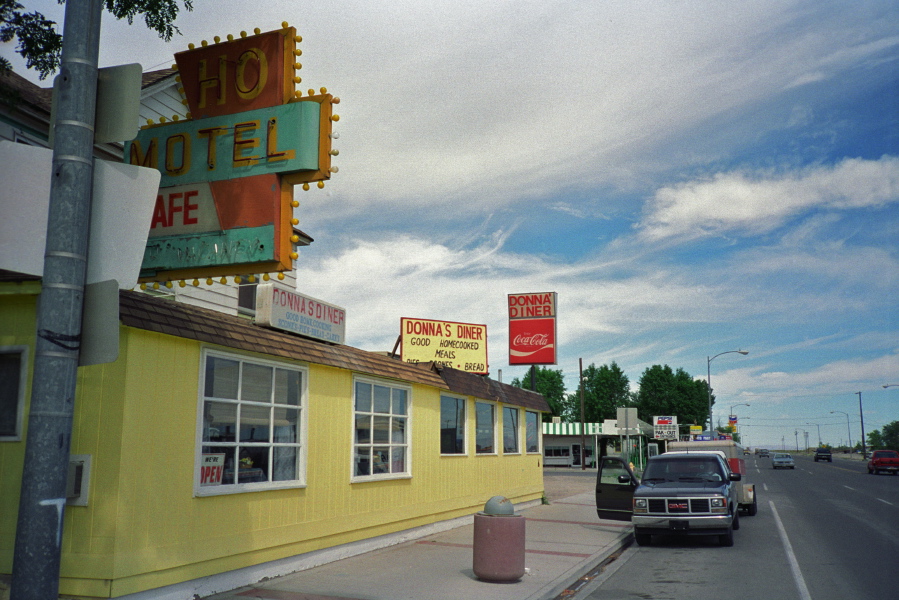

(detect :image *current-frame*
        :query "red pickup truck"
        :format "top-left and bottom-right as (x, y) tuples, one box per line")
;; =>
(867, 450), (899, 475)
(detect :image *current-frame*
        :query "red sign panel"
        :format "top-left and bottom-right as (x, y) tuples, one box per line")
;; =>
(508, 291), (557, 365)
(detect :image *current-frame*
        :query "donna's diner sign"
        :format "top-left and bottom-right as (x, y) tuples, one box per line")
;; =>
(126, 25), (337, 282)
(255, 283), (346, 344)
(508, 292), (557, 365)
(400, 317), (488, 374)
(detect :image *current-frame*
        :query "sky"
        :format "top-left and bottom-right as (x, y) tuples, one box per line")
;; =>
(5, 0), (898, 450)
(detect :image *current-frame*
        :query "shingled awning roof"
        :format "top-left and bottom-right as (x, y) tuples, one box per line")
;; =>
(434, 364), (550, 412)
(119, 290), (448, 390)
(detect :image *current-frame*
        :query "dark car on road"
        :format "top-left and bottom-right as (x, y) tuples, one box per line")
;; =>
(814, 447), (832, 462)
(595, 453), (743, 547)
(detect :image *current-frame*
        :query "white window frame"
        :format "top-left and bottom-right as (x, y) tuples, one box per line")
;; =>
(475, 401), (497, 455)
(351, 376), (412, 483)
(0, 346), (28, 442)
(439, 393), (467, 456)
(525, 410), (540, 454)
(194, 348), (308, 496)
(502, 406), (521, 455)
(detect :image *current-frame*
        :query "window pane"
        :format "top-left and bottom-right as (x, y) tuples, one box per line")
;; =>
(0, 353), (22, 437)
(272, 446), (297, 481)
(355, 415), (371, 443)
(373, 385), (391, 413)
(204, 401), (236, 442)
(526, 411), (539, 453)
(391, 447), (406, 473)
(373, 416), (391, 443)
(392, 417), (406, 444)
(372, 447), (390, 474)
(205, 357), (239, 399)
(237, 446), (269, 483)
(503, 407), (519, 453)
(355, 447), (371, 476)
(273, 407), (299, 443)
(440, 396), (464, 454)
(393, 389), (407, 415)
(476, 403), (494, 453)
(275, 368), (301, 406)
(240, 404), (271, 442)
(355, 382), (371, 412)
(242, 363), (273, 403)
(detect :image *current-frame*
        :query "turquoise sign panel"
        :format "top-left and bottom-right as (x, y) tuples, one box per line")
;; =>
(126, 102), (320, 187)
(140, 225), (276, 276)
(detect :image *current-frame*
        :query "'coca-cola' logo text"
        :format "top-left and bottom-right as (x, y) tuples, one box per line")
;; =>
(513, 334), (550, 347)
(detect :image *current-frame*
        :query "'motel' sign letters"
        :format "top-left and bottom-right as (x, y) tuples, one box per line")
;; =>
(125, 26), (332, 281)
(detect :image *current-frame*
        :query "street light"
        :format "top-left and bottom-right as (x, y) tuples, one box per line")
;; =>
(806, 422), (822, 447)
(707, 350), (749, 435)
(884, 384), (899, 389)
(830, 410), (851, 451)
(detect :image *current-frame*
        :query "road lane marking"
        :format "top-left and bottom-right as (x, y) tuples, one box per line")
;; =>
(843, 485), (855, 491)
(763, 483), (769, 491)
(769, 501), (813, 600)
(876, 498), (893, 506)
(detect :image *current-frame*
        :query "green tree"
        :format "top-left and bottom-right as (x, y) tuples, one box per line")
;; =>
(511, 367), (566, 422)
(882, 421), (899, 451)
(867, 421), (899, 451)
(568, 362), (631, 423)
(635, 364), (711, 430)
(1, 0), (193, 79)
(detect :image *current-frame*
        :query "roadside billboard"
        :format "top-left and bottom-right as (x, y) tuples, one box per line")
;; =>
(654, 416), (678, 440)
(400, 317), (488, 374)
(125, 26), (337, 283)
(508, 292), (557, 365)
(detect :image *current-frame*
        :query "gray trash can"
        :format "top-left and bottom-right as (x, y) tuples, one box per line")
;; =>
(472, 496), (526, 582)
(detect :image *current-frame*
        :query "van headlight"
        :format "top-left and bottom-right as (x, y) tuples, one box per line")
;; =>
(633, 498), (648, 513)
(710, 497), (727, 513)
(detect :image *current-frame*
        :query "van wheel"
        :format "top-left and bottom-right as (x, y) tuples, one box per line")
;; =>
(719, 526), (734, 547)
(732, 510), (740, 531)
(634, 530), (652, 546)
(747, 500), (758, 516)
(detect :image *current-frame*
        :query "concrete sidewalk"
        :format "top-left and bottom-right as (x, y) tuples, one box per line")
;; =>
(204, 491), (632, 600)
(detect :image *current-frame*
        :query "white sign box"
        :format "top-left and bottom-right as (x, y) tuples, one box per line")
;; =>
(255, 283), (346, 345)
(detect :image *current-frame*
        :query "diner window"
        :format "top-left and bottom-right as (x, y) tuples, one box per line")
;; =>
(0, 347), (27, 441)
(475, 401), (496, 454)
(237, 282), (257, 314)
(353, 378), (410, 481)
(503, 406), (519, 454)
(440, 394), (466, 454)
(197, 350), (306, 494)
(525, 411), (539, 453)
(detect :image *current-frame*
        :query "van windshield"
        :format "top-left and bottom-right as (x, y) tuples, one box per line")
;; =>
(642, 458), (725, 483)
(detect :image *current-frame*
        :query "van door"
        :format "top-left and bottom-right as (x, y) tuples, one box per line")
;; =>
(595, 456), (636, 522)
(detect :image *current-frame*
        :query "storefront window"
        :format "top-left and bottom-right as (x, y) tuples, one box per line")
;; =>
(525, 411), (539, 453)
(0, 347), (27, 441)
(197, 350), (305, 494)
(475, 402), (495, 454)
(440, 395), (466, 454)
(503, 406), (519, 454)
(353, 378), (410, 481)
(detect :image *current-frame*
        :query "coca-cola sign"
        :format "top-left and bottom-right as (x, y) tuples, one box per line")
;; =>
(508, 292), (557, 365)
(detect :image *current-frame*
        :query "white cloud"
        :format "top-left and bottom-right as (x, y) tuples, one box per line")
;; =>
(636, 156), (899, 242)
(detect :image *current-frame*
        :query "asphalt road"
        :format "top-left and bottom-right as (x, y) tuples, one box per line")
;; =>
(570, 453), (897, 600)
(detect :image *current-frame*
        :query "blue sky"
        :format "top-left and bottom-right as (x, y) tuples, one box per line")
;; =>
(6, 0), (898, 449)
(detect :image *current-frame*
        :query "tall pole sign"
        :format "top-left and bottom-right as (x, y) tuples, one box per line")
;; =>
(125, 24), (339, 285)
(508, 292), (557, 365)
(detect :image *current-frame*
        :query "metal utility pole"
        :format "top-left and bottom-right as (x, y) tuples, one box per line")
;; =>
(11, 2), (103, 599)
(857, 391), (866, 458)
(579, 358), (586, 470)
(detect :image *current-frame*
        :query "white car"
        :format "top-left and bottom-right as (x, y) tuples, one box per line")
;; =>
(772, 453), (795, 469)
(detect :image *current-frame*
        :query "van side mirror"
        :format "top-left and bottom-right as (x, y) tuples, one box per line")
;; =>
(729, 472), (742, 481)
(618, 474), (633, 484)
